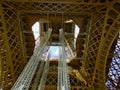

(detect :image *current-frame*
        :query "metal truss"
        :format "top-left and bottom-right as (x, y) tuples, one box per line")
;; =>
(0, 0), (120, 90)
(11, 29), (52, 90)
(57, 29), (71, 90)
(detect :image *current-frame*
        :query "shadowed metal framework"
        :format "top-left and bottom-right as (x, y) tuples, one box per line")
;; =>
(0, 0), (120, 90)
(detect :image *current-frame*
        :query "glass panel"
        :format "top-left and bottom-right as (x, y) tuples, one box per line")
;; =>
(49, 46), (60, 60)
(106, 35), (120, 89)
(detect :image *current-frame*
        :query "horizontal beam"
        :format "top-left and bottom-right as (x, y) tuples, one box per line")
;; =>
(2, 0), (106, 5)
(19, 11), (92, 16)
(23, 31), (33, 33)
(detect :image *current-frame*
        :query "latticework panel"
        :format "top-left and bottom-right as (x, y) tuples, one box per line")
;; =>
(0, 3), (26, 89)
(30, 64), (89, 90)
(92, 0), (120, 89)
(75, 17), (88, 62)
(70, 75), (89, 90)
(81, 11), (106, 88)
(0, 7), (2, 89)
(2, 3), (26, 79)
(0, 4), (15, 89)
(45, 65), (58, 86)
(3, 0), (108, 3)
(3, 1), (105, 15)
(71, 3), (107, 89)
(45, 65), (90, 90)
(1, 0), (120, 90)
(20, 16), (35, 60)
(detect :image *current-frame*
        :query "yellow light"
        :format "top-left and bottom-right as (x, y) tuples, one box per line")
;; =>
(65, 19), (73, 23)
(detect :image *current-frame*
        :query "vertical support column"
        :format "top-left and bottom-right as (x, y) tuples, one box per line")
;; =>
(17, 12), (26, 66)
(38, 49), (50, 90)
(58, 29), (71, 90)
(0, 54), (1, 87)
(11, 28), (52, 90)
(92, 1), (120, 89)
(0, 4), (2, 89)
(0, 3), (15, 89)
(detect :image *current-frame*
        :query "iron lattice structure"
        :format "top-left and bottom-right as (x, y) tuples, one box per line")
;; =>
(0, 0), (120, 90)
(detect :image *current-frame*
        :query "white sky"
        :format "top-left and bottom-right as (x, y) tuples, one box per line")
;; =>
(32, 22), (80, 60)
(74, 24), (80, 38)
(32, 22), (40, 40)
(49, 46), (59, 59)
